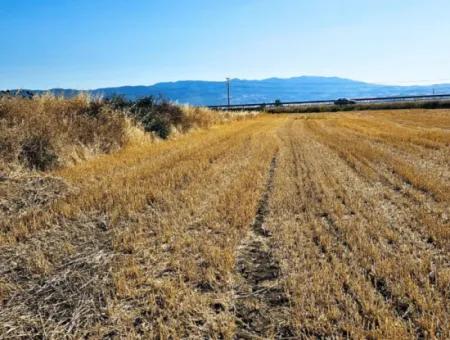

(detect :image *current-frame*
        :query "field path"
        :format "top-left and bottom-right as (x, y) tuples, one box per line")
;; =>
(234, 155), (293, 339)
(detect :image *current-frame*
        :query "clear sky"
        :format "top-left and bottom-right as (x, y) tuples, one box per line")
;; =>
(1, 0), (450, 90)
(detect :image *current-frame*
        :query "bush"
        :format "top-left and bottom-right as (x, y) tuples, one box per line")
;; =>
(19, 135), (58, 170)
(421, 101), (440, 109)
(129, 96), (182, 138)
(0, 94), (130, 170)
(0, 126), (17, 163)
(148, 116), (171, 139)
(106, 95), (131, 111)
(266, 99), (450, 114)
(0, 93), (237, 172)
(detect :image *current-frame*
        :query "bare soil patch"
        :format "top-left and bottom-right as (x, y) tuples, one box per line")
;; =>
(234, 155), (294, 339)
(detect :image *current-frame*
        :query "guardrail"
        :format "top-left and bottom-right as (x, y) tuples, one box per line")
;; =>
(207, 93), (450, 110)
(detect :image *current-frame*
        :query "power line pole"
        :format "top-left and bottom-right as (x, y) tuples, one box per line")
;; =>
(226, 77), (231, 108)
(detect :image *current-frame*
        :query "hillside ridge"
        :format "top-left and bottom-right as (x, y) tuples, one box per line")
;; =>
(8, 76), (450, 106)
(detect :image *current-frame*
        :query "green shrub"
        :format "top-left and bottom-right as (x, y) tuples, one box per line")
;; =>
(129, 96), (182, 139)
(421, 101), (440, 109)
(148, 116), (171, 139)
(106, 95), (131, 110)
(267, 99), (450, 114)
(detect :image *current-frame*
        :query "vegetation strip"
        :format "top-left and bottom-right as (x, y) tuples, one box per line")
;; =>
(234, 154), (294, 339)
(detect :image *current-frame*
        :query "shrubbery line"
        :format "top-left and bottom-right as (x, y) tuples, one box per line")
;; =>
(266, 99), (450, 114)
(0, 94), (233, 171)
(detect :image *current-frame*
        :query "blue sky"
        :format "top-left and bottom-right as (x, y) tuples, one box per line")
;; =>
(1, 0), (450, 90)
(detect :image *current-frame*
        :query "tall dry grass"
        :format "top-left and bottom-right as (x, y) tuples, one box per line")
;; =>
(0, 94), (254, 173)
(0, 94), (128, 172)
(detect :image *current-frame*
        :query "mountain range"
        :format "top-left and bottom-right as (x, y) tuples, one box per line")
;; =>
(17, 76), (450, 106)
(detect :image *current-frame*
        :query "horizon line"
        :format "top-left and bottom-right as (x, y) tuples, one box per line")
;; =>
(3, 75), (450, 92)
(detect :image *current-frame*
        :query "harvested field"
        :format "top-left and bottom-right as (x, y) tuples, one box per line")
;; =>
(0, 110), (449, 338)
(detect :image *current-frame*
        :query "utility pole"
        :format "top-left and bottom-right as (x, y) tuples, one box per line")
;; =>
(226, 77), (231, 108)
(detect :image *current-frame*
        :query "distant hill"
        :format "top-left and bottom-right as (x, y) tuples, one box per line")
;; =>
(14, 76), (450, 106)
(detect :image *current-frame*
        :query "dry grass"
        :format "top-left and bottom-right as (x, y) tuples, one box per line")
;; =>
(0, 114), (279, 338)
(269, 111), (450, 338)
(0, 94), (130, 173)
(0, 109), (449, 338)
(0, 95), (243, 173)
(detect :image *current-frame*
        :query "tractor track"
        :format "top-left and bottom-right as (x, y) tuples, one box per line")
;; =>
(234, 155), (294, 339)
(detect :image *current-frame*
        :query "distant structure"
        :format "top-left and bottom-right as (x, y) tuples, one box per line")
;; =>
(226, 78), (231, 108)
